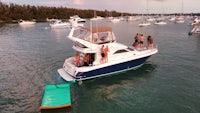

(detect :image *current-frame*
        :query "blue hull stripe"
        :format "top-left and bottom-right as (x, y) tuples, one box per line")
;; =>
(76, 56), (150, 79)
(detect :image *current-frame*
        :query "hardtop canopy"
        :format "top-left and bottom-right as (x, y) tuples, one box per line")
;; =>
(86, 27), (112, 33)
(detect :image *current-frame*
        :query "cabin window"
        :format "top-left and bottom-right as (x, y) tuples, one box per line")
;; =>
(74, 42), (87, 48)
(114, 49), (128, 54)
(73, 28), (87, 38)
(82, 53), (95, 66)
(127, 47), (134, 51)
(98, 32), (108, 41)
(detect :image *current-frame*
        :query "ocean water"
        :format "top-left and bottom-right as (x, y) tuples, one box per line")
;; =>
(0, 19), (200, 113)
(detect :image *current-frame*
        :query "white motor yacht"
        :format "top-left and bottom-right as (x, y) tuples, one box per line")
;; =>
(50, 19), (70, 28)
(139, 21), (151, 27)
(18, 19), (36, 25)
(69, 15), (86, 27)
(189, 23), (200, 35)
(154, 20), (167, 25)
(175, 16), (185, 24)
(57, 26), (158, 82)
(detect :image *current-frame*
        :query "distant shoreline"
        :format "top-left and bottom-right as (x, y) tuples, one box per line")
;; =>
(0, 1), (199, 23)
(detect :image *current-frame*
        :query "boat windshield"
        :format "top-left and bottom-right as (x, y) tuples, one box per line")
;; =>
(72, 28), (90, 40)
(72, 27), (116, 44)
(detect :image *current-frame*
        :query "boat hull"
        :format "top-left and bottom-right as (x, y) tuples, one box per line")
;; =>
(63, 56), (150, 81)
(139, 23), (151, 27)
(19, 21), (36, 25)
(76, 56), (149, 80)
(50, 24), (69, 28)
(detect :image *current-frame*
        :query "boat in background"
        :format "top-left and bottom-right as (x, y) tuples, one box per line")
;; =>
(175, 0), (185, 24)
(146, 17), (156, 22)
(110, 18), (121, 23)
(154, 20), (167, 25)
(90, 11), (104, 21)
(57, 26), (158, 82)
(50, 19), (70, 28)
(127, 16), (140, 22)
(175, 16), (185, 24)
(90, 16), (104, 21)
(18, 19), (36, 25)
(168, 16), (176, 21)
(188, 23), (200, 35)
(139, 21), (151, 27)
(138, 0), (152, 27)
(190, 17), (200, 26)
(69, 15), (86, 27)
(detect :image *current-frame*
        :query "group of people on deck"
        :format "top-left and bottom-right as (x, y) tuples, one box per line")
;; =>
(75, 53), (92, 67)
(133, 33), (153, 49)
(74, 45), (109, 67)
(100, 45), (109, 64)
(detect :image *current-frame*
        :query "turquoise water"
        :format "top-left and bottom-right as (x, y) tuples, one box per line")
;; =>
(0, 19), (200, 113)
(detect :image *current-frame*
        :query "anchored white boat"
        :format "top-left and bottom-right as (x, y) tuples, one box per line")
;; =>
(146, 17), (156, 22)
(69, 15), (86, 27)
(139, 21), (151, 27)
(50, 19), (70, 28)
(175, 0), (185, 24)
(175, 16), (185, 24)
(110, 18), (121, 23)
(127, 16), (139, 22)
(58, 26), (158, 81)
(190, 18), (200, 26)
(90, 16), (104, 21)
(188, 23), (200, 35)
(18, 19), (36, 25)
(154, 20), (167, 25)
(168, 16), (176, 21)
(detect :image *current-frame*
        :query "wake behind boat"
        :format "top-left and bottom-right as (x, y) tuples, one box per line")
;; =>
(58, 26), (158, 82)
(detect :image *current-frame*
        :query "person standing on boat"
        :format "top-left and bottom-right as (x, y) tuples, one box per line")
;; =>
(75, 52), (81, 67)
(139, 34), (145, 48)
(147, 36), (153, 49)
(104, 45), (109, 63)
(100, 45), (105, 64)
(134, 33), (139, 42)
(132, 33), (139, 48)
(83, 53), (90, 66)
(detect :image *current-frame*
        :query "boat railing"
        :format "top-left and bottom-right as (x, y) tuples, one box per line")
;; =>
(134, 44), (158, 51)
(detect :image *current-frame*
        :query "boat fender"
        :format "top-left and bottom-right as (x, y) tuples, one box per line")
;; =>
(78, 80), (82, 85)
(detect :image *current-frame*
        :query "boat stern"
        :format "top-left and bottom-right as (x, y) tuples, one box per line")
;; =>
(57, 68), (76, 82)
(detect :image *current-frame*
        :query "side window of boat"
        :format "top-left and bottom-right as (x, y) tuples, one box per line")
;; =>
(99, 32), (108, 42)
(127, 47), (134, 51)
(114, 49), (128, 54)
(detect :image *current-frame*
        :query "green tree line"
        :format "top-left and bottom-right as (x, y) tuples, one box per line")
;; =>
(0, 1), (132, 22)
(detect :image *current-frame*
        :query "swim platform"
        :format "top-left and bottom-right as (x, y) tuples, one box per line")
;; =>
(40, 84), (71, 110)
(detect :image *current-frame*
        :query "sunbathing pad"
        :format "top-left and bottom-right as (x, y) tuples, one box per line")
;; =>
(40, 84), (71, 110)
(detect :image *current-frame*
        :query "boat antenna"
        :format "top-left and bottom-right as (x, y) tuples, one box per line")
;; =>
(90, 20), (93, 42)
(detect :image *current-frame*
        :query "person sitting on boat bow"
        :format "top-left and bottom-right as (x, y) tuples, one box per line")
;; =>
(133, 40), (139, 48)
